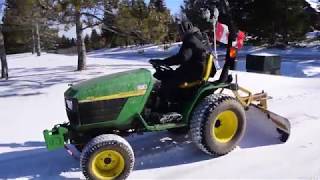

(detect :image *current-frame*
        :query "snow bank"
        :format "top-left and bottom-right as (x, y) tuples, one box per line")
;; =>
(305, 0), (320, 12)
(306, 31), (320, 39)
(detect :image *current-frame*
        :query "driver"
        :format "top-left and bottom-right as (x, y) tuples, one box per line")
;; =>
(149, 20), (207, 101)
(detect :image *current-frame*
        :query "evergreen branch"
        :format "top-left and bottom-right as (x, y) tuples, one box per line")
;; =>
(82, 21), (103, 30)
(80, 12), (104, 22)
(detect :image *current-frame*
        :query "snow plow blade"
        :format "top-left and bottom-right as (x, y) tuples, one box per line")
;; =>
(231, 86), (290, 143)
(248, 104), (290, 142)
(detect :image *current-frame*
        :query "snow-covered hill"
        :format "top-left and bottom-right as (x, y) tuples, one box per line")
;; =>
(0, 45), (320, 179)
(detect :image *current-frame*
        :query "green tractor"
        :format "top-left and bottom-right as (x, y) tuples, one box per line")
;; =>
(43, 1), (290, 179)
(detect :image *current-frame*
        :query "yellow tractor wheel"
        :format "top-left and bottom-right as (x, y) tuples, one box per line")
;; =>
(190, 94), (246, 156)
(212, 110), (239, 143)
(80, 134), (134, 180)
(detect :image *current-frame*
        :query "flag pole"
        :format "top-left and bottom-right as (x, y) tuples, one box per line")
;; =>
(213, 7), (219, 60)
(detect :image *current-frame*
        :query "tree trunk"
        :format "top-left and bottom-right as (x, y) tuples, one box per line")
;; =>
(283, 0), (289, 45)
(0, 31), (8, 80)
(32, 28), (36, 54)
(35, 23), (41, 56)
(1, 54), (8, 80)
(76, 11), (86, 71)
(270, 21), (276, 45)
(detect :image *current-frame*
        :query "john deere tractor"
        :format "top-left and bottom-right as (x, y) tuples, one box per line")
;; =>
(43, 1), (290, 179)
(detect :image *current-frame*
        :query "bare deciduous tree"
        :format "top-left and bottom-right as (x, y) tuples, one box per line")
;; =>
(0, 29), (8, 80)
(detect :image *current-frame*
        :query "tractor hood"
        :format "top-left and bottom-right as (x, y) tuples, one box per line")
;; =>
(65, 69), (153, 102)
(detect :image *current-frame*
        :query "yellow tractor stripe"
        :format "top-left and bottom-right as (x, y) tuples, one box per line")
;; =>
(79, 89), (147, 103)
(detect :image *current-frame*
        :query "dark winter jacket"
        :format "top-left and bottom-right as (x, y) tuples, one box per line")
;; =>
(162, 31), (207, 81)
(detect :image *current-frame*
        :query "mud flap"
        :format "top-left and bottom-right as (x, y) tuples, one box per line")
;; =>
(241, 105), (290, 148)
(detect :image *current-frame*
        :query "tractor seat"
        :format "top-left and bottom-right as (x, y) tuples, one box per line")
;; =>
(179, 54), (215, 88)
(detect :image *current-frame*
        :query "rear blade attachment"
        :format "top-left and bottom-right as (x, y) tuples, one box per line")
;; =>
(230, 85), (291, 145)
(249, 104), (290, 143)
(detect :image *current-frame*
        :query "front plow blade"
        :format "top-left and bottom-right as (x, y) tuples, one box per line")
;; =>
(244, 105), (290, 145)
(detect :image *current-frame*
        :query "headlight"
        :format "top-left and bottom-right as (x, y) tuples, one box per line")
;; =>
(66, 99), (73, 111)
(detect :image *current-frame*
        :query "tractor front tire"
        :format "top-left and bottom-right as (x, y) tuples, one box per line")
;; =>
(190, 94), (246, 156)
(80, 134), (134, 180)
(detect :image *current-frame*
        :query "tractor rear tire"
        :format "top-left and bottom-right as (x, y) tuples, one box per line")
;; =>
(75, 144), (84, 152)
(80, 134), (134, 180)
(190, 94), (246, 156)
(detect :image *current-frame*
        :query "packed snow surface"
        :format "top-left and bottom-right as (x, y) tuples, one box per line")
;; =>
(249, 52), (278, 57)
(1, 44), (320, 179)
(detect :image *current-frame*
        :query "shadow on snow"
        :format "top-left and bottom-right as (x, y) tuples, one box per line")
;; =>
(0, 147), (79, 179)
(0, 111), (284, 179)
(0, 64), (146, 98)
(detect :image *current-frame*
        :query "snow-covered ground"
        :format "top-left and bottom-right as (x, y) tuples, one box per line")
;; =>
(1, 44), (320, 179)
(306, 0), (320, 12)
(306, 31), (320, 39)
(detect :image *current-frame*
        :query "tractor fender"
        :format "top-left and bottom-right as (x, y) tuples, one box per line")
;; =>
(182, 83), (230, 124)
(182, 84), (216, 123)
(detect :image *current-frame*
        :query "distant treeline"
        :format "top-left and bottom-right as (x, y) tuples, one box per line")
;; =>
(2, 0), (178, 54)
(1, 0), (319, 71)
(183, 0), (320, 45)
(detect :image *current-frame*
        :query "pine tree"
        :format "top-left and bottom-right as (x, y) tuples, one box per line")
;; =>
(245, 0), (311, 44)
(40, 0), (113, 70)
(102, 0), (119, 47)
(131, 0), (148, 27)
(3, 0), (31, 54)
(58, 35), (77, 49)
(181, 0), (211, 31)
(91, 29), (103, 50)
(84, 34), (91, 51)
(103, 0), (173, 46)
(3, 0), (58, 55)
(59, 35), (68, 49)
(70, 38), (76, 47)
(146, 8), (171, 43)
(149, 0), (166, 12)
(182, 0), (313, 45)
(167, 16), (179, 42)
(115, 1), (146, 45)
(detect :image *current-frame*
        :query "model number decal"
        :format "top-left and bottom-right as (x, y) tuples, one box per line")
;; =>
(137, 84), (148, 90)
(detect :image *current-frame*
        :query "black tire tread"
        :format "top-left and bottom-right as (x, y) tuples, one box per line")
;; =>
(190, 94), (245, 156)
(80, 134), (134, 180)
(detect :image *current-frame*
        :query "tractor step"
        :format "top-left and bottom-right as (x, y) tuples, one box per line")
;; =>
(159, 112), (183, 124)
